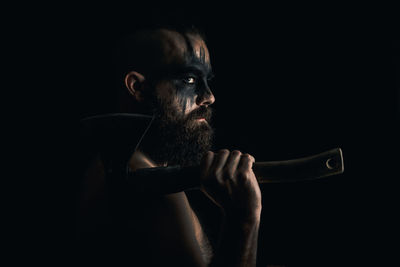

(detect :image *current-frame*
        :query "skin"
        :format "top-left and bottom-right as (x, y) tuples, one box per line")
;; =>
(125, 30), (214, 119)
(78, 29), (262, 266)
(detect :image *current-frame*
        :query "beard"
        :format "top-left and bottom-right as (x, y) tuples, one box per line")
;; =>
(138, 98), (214, 167)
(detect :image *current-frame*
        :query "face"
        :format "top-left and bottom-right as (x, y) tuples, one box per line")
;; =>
(154, 32), (215, 124)
(138, 31), (216, 166)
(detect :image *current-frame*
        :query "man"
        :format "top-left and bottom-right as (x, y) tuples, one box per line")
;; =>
(77, 26), (262, 266)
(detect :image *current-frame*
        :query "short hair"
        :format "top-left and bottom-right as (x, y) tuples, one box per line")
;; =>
(112, 24), (206, 89)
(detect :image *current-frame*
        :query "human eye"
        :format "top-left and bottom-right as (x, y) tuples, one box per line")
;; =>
(182, 75), (196, 85)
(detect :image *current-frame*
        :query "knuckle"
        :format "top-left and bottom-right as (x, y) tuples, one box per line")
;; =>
(237, 170), (251, 181)
(242, 153), (251, 159)
(205, 151), (214, 158)
(242, 153), (255, 163)
(230, 150), (242, 159)
(231, 150), (242, 157)
(237, 167), (255, 182)
(218, 149), (230, 155)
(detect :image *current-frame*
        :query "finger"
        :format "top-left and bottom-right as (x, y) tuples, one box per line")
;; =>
(223, 150), (242, 180)
(236, 154), (255, 186)
(200, 151), (223, 206)
(238, 153), (255, 172)
(247, 153), (256, 164)
(200, 152), (215, 192)
(210, 149), (230, 174)
(201, 151), (214, 173)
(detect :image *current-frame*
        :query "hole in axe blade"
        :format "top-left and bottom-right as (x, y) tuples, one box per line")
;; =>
(326, 158), (338, 170)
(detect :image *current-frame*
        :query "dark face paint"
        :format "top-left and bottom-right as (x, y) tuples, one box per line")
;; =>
(139, 34), (215, 166)
(140, 58), (215, 166)
(161, 33), (214, 117)
(173, 54), (214, 117)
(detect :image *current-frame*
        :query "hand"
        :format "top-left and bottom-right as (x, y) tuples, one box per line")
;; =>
(199, 149), (262, 222)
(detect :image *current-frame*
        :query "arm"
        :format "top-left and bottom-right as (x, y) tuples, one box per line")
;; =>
(143, 149), (261, 266)
(201, 149), (262, 267)
(127, 149), (261, 267)
(210, 215), (260, 267)
(77, 149), (261, 266)
(77, 154), (208, 266)
(134, 177), (260, 267)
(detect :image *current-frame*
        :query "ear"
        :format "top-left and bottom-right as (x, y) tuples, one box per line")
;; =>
(124, 71), (146, 102)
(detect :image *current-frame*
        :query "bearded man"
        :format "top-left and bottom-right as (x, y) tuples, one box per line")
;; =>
(77, 26), (262, 267)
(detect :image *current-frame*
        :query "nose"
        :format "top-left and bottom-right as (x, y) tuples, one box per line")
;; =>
(196, 85), (215, 107)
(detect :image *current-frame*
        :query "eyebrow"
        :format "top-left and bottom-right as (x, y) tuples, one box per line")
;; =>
(181, 62), (214, 79)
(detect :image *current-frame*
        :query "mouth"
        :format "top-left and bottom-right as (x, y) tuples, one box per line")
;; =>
(187, 107), (212, 123)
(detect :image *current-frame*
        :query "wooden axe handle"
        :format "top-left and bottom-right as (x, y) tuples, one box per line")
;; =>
(129, 148), (344, 195)
(253, 148), (344, 183)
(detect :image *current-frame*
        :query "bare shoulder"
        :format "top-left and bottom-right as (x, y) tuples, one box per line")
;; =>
(78, 150), (210, 266)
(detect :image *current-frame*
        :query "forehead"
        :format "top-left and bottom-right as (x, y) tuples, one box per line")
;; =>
(158, 30), (211, 71)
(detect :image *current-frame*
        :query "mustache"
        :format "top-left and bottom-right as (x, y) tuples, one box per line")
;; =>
(186, 106), (213, 122)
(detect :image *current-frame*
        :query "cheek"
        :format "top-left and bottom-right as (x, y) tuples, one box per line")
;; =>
(155, 82), (181, 113)
(176, 86), (198, 114)
(157, 80), (198, 115)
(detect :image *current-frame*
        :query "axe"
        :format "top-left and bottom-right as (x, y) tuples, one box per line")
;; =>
(81, 113), (344, 195)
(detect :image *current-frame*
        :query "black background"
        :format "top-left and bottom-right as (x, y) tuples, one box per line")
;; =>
(8, 3), (399, 266)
